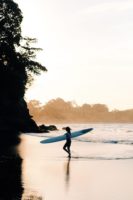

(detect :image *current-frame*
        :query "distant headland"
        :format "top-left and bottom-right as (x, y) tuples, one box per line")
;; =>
(28, 98), (133, 124)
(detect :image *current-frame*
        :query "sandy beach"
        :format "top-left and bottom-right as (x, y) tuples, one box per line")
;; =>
(19, 124), (133, 200)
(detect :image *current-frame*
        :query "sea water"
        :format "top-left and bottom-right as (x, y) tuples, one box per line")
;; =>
(20, 123), (133, 200)
(27, 123), (133, 160)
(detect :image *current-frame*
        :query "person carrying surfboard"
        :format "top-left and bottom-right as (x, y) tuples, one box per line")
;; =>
(63, 127), (71, 158)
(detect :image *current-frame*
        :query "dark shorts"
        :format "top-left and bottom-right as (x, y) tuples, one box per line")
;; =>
(64, 140), (71, 148)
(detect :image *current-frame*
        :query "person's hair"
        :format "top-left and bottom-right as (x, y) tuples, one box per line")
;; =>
(65, 127), (71, 132)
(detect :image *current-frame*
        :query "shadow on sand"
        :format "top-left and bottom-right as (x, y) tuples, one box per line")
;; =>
(0, 130), (43, 200)
(0, 130), (23, 200)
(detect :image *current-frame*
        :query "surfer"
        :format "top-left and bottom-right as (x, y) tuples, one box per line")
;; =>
(63, 127), (71, 158)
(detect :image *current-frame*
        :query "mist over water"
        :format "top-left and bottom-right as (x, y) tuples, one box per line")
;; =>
(28, 99), (133, 123)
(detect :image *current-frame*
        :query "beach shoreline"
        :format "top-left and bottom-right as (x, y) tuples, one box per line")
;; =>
(19, 125), (133, 200)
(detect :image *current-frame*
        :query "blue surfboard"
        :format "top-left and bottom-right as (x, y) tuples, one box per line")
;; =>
(40, 128), (93, 144)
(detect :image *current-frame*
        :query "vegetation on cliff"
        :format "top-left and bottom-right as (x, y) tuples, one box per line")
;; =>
(0, 0), (47, 131)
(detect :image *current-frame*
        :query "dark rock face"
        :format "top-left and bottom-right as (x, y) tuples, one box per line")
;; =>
(13, 99), (39, 132)
(0, 98), (39, 133)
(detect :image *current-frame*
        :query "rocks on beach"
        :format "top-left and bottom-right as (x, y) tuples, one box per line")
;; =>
(38, 124), (58, 133)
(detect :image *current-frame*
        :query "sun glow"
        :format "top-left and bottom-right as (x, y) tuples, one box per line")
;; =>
(16, 0), (133, 110)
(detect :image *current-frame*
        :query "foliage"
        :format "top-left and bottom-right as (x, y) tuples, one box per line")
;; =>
(0, 0), (47, 102)
(28, 98), (133, 123)
(0, 0), (46, 131)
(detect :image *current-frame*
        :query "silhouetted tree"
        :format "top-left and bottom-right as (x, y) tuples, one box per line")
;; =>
(28, 98), (133, 123)
(0, 0), (47, 131)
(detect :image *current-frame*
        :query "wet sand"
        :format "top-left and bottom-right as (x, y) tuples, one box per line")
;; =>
(19, 134), (133, 200)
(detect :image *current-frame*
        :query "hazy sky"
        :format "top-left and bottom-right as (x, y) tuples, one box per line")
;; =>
(15, 0), (133, 110)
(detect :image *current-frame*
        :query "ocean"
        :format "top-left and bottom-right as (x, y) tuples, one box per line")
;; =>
(19, 123), (133, 200)
(25, 123), (133, 160)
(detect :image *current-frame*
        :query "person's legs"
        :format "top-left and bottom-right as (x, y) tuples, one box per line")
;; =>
(67, 143), (71, 158)
(63, 142), (69, 154)
(63, 141), (71, 157)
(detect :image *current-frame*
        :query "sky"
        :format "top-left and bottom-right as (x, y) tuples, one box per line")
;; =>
(15, 0), (133, 110)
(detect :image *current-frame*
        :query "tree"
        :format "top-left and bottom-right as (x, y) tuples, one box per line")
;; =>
(0, 0), (47, 131)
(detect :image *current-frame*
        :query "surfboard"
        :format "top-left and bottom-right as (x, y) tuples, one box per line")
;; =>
(40, 128), (93, 144)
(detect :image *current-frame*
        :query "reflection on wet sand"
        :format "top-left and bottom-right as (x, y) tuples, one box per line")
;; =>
(64, 157), (71, 190)
(0, 130), (43, 200)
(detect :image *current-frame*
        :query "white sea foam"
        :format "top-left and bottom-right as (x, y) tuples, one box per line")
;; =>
(24, 123), (133, 160)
